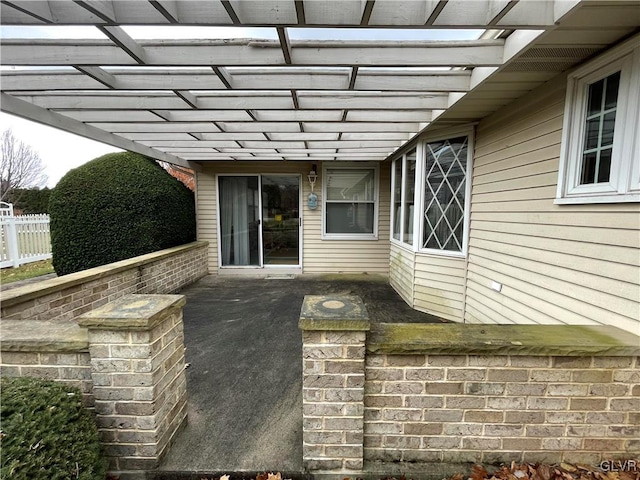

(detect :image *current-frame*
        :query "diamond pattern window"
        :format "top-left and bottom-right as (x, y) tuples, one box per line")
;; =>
(422, 136), (468, 252)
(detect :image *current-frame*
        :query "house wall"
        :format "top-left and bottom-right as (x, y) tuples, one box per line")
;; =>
(195, 161), (391, 275)
(466, 74), (640, 335)
(389, 246), (466, 323)
(392, 65), (639, 334)
(414, 254), (466, 322)
(389, 243), (414, 305)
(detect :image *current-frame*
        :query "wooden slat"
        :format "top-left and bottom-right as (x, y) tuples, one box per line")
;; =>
(0, 39), (505, 67)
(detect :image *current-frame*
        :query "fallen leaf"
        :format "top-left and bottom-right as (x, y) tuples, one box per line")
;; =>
(471, 464), (490, 480)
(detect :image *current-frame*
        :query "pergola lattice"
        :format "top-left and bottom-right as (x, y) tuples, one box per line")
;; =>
(1, 0), (638, 169)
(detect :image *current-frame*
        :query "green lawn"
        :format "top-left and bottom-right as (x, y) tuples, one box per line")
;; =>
(0, 259), (55, 284)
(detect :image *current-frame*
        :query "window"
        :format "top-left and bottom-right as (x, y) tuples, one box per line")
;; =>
(391, 131), (473, 256)
(323, 166), (378, 239)
(422, 136), (470, 253)
(391, 149), (416, 246)
(557, 36), (640, 204)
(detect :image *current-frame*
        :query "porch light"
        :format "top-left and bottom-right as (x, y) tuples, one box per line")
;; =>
(307, 167), (318, 193)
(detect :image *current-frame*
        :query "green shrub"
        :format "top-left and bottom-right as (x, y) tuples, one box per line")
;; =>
(0, 376), (106, 480)
(49, 152), (196, 275)
(5, 187), (52, 214)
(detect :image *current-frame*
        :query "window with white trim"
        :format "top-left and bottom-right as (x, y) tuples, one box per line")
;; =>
(421, 136), (470, 253)
(557, 36), (640, 204)
(323, 165), (378, 239)
(391, 149), (416, 246)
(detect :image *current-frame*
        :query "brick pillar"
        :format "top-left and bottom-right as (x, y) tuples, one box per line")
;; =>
(77, 294), (188, 479)
(299, 295), (370, 473)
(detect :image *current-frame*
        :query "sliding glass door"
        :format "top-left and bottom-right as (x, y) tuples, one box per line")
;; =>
(218, 175), (300, 268)
(219, 176), (260, 266)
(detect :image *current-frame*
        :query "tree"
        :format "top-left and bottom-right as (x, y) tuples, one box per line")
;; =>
(0, 129), (47, 202)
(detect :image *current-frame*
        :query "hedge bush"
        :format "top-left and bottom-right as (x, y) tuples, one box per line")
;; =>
(50, 152), (196, 275)
(0, 376), (106, 480)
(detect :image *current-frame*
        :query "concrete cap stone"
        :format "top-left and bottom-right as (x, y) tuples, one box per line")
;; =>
(1, 320), (89, 352)
(299, 295), (370, 331)
(367, 323), (640, 356)
(77, 294), (186, 331)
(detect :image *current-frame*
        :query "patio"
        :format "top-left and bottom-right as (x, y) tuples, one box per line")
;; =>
(158, 274), (444, 474)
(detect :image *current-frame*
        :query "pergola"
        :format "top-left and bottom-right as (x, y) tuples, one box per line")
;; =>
(1, 0), (638, 169)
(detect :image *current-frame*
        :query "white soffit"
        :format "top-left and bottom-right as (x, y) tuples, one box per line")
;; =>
(1, 0), (638, 167)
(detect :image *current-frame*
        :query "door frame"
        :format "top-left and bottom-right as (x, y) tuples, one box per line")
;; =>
(216, 173), (303, 272)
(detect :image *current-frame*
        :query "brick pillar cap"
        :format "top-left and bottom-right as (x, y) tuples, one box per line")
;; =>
(299, 295), (370, 331)
(77, 294), (186, 331)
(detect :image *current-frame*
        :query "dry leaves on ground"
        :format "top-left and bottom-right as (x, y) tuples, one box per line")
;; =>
(195, 463), (639, 480)
(447, 462), (639, 480)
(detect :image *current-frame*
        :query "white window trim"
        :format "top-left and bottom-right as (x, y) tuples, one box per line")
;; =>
(321, 163), (379, 240)
(417, 126), (474, 258)
(391, 128), (474, 257)
(556, 35), (640, 204)
(390, 147), (418, 250)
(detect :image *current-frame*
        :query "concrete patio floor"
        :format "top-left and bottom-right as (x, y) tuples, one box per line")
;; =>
(157, 274), (445, 475)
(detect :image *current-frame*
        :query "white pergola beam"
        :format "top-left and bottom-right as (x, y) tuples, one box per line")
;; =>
(0, 0), (580, 27)
(89, 122), (224, 133)
(2, 69), (471, 93)
(75, 67), (117, 88)
(0, 0), (622, 167)
(298, 93), (448, 110)
(74, 1), (116, 22)
(99, 26), (146, 64)
(212, 67), (234, 89)
(13, 93), (191, 110)
(138, 139), (401, 148)
(149, 0), (179, 23)
(2, 0), (54, 23)
(0, 39), (505, 67)
(0, 92), (190, 168)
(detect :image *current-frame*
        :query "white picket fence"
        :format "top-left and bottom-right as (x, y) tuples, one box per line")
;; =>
(0, 203), (52, 268)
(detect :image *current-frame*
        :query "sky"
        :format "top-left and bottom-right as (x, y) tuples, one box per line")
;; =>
(0, 112), (121, 189)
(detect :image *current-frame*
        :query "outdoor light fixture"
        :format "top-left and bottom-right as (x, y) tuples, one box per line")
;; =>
(307, 165), (318, 210)
(307, 166), (318, 193)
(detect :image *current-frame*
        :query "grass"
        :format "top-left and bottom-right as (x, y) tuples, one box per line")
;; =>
(0, 259), (55, 284)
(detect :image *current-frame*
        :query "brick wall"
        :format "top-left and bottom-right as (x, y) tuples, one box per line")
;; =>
(300, 312), (640, 474)
(303, 330), (367, 471)
(2, 294), (190, 480)
(364, 354), (639, 465)
(78, 295), (188, 477)
(0, 350), (93, 405)
(1, 241), (208, 323)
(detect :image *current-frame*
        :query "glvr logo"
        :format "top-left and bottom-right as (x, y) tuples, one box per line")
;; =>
(600, 460), (638, 472)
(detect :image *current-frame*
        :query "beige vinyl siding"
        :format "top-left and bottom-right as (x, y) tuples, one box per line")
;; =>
(304, 161), (391, 274)
(466, 74), (640, 335)
(195, 169), (217, 273)
(389, 243), (414, 305)
(414, 254), (466, 322)
(195, 161), (390, 275)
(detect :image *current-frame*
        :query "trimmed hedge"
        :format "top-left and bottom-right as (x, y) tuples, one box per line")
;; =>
(0, 376), (106, 480)
(50, 152), (196, 275)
